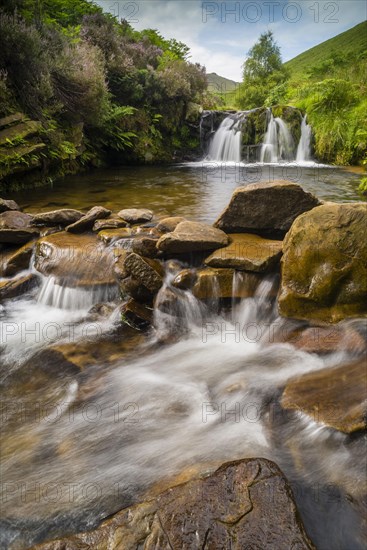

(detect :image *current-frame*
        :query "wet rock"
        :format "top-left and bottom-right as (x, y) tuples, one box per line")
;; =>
(93, 217), (128, 232)
(278, 202), (367, 323)
(132, 236), (159, 258)
(172, 268), (198, 290)
(34, 232), (115, 286)
(0, 210), (39, 244)
(281, 358), (367, 433)
(0, 228), (39, 244)
(120, 275), (154, 303)
(0, 198), (20, 213)
(156, 216), (186, 233)
(0, 240), (35, 276)
(157, 221), (229, 254)
(277, 325), (366, 355)
(87, 302), (116, 321)
(205, 233), (283, 272)
(31, 209), (84, 227)
(120, 299), (153, 329)
(98, 227), (133, 245)
(123, 253), (163, 293)
(0, 210), (33, 228)
(214, 181), (320, 237)
(0, 273), (39, 300)
(66, 206), (111, 233)
(117, 208), (153, 224)
(32, 458), (315, 550)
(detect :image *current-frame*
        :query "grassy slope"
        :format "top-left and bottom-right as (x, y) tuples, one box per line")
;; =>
(285, 21), (367, 80)
(207, 73), (239, 93)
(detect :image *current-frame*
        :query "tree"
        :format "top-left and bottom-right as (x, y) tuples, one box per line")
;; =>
(238, 31), (288, 109)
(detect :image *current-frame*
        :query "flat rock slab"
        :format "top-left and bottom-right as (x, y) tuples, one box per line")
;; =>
(0, 273), (39, 301)
(214, 180), (320, 237)
(0, 198), (20, 213)
(157, 221), (229, 254)
(93, 217), (128, 231)
(98, 227), (133, 245)
(31, 209), (84, 226)
(0, 228), (39, 244)
(66, 206), (111, 233)
(34, 232), (115, 286)
(205, 233), (282, 272)
(0, 210), (33, 229)
(281, 358), (367, 433)
(118, 208), (153, 224)
(32, 458), (315, 550)
(278, 202), (367, 323)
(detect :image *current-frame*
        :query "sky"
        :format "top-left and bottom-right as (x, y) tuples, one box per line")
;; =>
(95, 0), (367, 81)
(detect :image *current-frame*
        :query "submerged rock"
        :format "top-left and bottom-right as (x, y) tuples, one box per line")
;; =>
(66, 206), (111, 233)
(34, 232), (115, 286)
(31, 209), (84, 226)
(32, 458), (315, 550)
(205, 233), (282, 272)
(157, 220), (229, 254)
(214, 181), (320, 237)
(281, 358), (367, 433)
(278, 202), (367, 323)
(118, 208), (153, 224)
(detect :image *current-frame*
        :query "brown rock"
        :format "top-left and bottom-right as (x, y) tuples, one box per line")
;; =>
(120, 276), (154, 303)
(120, 299), (153, 329)
(157, 221), (229, 254)
(34, 232), (115, 286)
(31, 458), (315, 550)
(0, 198), (20, 213)
(31, 209), (84, 226)
(0, 210), (33, 228)
(0, 241), (35, 276)
(0, 273), (39, 301)
(98, 227), (133, 245)
(278, 325), (366, 355)
(93, 218), (128, 232)
(281, 358), (367, 433)
(187, 268), (262, 300)
(123, 253), (163, 293)
(66, 206), (111, 233)
(156, 216), (186, 233)
(0, 228), (39, 244)
(205, 233), (282, 272)
(214, 181), (320, 237)
(132, 236), (159, 258)
(117, 208), (153, 224)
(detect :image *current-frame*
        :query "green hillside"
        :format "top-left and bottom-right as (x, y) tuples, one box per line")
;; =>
(207, 73), (239, 93)
(285, 21), (367, 80)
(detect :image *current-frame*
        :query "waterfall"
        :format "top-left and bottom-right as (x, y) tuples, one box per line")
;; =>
(207, 114), (243, 162)
(260, 113), (295, 163)
(296, 115), (312, 162)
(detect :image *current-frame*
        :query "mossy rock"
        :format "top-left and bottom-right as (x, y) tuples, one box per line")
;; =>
(278, 202), (367, 323)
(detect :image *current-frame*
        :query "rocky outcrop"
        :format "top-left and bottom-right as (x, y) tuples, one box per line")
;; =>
(66, 206), (111, 233)
(278, 202), (367, 323)
(31, 209), (84, 226)
(205, 233), (282, 272)
(281, 358), (367, 433)
(34, 232), (115, 286)
(214, 181), (320, 237)
(157, 221), (229, 254)
(31, 458), (315, 550)
(118, 208), (153, 224)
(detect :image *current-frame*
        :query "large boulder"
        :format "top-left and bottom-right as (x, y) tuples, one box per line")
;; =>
(66, 206), (111, 233)
(205, 233), (282, 272)
(31, 458), (315, 550)
(281, 358), (367, 433)
(214, 181), (320, 237)
(157, 221), (229, 254)
(31, 209), (84, 226)
(34, 232), (115, 286)
(278, 202), (367, 323)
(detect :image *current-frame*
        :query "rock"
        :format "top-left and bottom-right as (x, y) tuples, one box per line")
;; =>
(156, 216), (186, 233)
(117, 208), (153, 224)
(0, 273), (39, 301)
(120, 276), (154, 303)
(281, 358), (367, 433)
(0, 228), (39, 244)
(93, 218), (128, 231)
(132, 236), (159, 258)
(0, 198), (20, 213)
(66, 206), (111, 233)
(120, 299), (153, 329)
(31, 458), (315, 550)
(205, 233), (282, 272)
(277, 325), (366, 355)
(123, 253), (163, 293)
(214, 181), (320, 237)
(31, 209), (84, 227)
(157, 221), (229, 254)
(0, 241), (35, 276)
(278, 202), (367, 323)
(0, 210), (33, 228)
(34, 232), (115, 286)
(172, 267), (262, 300)
(98, 227), (133, 245)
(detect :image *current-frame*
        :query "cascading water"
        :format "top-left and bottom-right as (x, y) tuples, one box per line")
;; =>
(260, 114), (296, 162)
(207, 113), (243, 162)
(296, 115), (312, 162)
